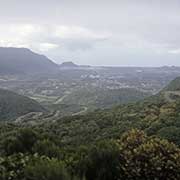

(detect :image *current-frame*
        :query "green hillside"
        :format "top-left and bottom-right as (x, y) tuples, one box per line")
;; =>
(35, 77), (180, 146)
(2, 77), (180, 145)
(60, 87), (151, 110)
(0, 89), (46, 121)
(162, 77), (180, 91)
(155, 77), (180, 103)
(1, 78), (180, 179)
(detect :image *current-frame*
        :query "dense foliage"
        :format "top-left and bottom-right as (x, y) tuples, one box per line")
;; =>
(34, 95), (180, 147)
(0, 128), (180, 180)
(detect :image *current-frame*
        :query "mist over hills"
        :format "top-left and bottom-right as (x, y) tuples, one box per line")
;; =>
(0, 47), (58, 75)
(1, 0), (180, 178)
(1, 48), (180, 179)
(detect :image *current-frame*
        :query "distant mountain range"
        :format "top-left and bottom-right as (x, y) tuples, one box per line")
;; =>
(59, 61), (91, 69)
(0, 47), (58, 75)
(59, 61), (79, 68)
(0, 89), (46, 121)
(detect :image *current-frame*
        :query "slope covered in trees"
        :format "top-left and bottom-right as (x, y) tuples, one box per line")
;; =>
(30, 76), (180, 146)
(1, 77), (180, 179)
(0, 89), (46, 121)
(60, 87), (151, 110)
(162, 77), (180, 91)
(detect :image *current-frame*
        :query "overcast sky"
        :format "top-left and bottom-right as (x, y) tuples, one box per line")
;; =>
(0, 0), (180, 66)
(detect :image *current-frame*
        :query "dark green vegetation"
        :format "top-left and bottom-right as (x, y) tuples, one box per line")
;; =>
(0, 47), (58, 74)
(0, 128), (180, 180)
(0, 89), (46, 121)
(37, 91), (180, 146)
(1, 77), (180, 179)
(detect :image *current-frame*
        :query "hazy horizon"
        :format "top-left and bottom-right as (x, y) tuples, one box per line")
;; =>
(0, 0), (180, 66)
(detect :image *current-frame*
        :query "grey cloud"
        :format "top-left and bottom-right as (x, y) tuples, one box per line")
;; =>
(0, 0), (180, 66)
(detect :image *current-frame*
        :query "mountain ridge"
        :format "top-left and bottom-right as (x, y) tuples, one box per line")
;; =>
(0, 47), (58, 75)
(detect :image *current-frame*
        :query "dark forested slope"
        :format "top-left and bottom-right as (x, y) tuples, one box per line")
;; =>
(0, 89), (46, 121)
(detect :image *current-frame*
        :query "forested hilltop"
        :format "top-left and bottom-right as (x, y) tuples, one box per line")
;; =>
(1, 77), (180, 179)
